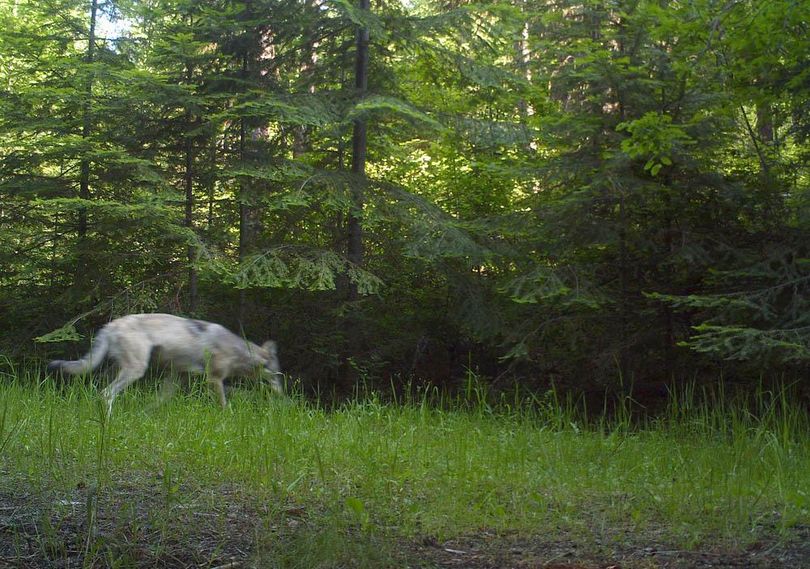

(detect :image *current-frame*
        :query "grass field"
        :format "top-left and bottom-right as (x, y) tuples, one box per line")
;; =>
(1, 372), (808, 568)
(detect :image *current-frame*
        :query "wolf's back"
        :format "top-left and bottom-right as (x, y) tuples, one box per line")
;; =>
(47, 328), (110, 375)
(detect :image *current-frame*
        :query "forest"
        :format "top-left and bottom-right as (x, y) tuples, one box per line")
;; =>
(1, 0), (807, 396)
(1, 1), (809, 567)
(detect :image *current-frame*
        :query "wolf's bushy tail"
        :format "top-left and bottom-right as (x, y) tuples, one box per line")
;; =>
(47, 329), (110, 375)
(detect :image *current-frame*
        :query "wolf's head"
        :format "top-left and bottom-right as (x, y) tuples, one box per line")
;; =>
(260, 340), (283, 394)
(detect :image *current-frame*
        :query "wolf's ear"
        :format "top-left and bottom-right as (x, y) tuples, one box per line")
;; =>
(262, 340), (277, 357)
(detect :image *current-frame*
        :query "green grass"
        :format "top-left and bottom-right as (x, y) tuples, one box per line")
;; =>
(1, 372), (808, 567)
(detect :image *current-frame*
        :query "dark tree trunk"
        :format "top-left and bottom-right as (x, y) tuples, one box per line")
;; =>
(184, 63), (197, 313)
(75, 0), (97, 296)
(348, 0), (369, 288)
(238, 90), (249, 326)
(78, 0), (97, 241)
(340, 0), (370, 393)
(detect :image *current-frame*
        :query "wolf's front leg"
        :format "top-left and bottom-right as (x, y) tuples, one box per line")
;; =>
(207, 375), (228, 408)
(270, 374), (284, 396)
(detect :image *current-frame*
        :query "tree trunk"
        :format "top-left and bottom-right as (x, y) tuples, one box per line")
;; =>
(184, 62), (197, 313)
(78, 0), (97, 240)
(236, 48), (252, 325)
(756, 102), (774, 145)
(238, 92), (249, 326)
(340, 0), (370, 392)
(513, 0), (532, 135)
(348, 0), (369, 287)
(207, 139), (217, 231)
(75, 0), (97, 295)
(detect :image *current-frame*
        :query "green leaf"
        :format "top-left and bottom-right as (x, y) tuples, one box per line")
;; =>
(35, 325), (82, 343)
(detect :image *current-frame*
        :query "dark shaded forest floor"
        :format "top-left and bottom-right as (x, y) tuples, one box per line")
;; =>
(1, 479), (807, 569)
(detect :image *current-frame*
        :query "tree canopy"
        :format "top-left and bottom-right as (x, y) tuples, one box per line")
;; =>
(1, 0), (808, 394)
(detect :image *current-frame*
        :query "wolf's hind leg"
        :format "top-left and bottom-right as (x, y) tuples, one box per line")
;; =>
(101, 364), (148, 415)
(157, 374), (181, 404)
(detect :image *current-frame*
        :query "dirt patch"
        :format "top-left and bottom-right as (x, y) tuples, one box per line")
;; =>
(1, 477), (807, 568)
(0, 473), (268, 568)
(413, 529), (810, 568)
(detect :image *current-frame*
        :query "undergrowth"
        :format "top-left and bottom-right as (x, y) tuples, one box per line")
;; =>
(0, 367), (808, 567)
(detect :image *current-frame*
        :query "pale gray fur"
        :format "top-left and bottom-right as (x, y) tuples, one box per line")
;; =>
(47, 313), (282, 414)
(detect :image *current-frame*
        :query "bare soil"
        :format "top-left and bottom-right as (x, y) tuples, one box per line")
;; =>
(1, 476), (807, 569)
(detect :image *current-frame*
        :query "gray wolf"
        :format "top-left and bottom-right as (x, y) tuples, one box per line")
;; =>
(47, 313), (282, 413)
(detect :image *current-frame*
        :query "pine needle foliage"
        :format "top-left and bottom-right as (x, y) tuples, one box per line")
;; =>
(1, 0), (809, 393)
